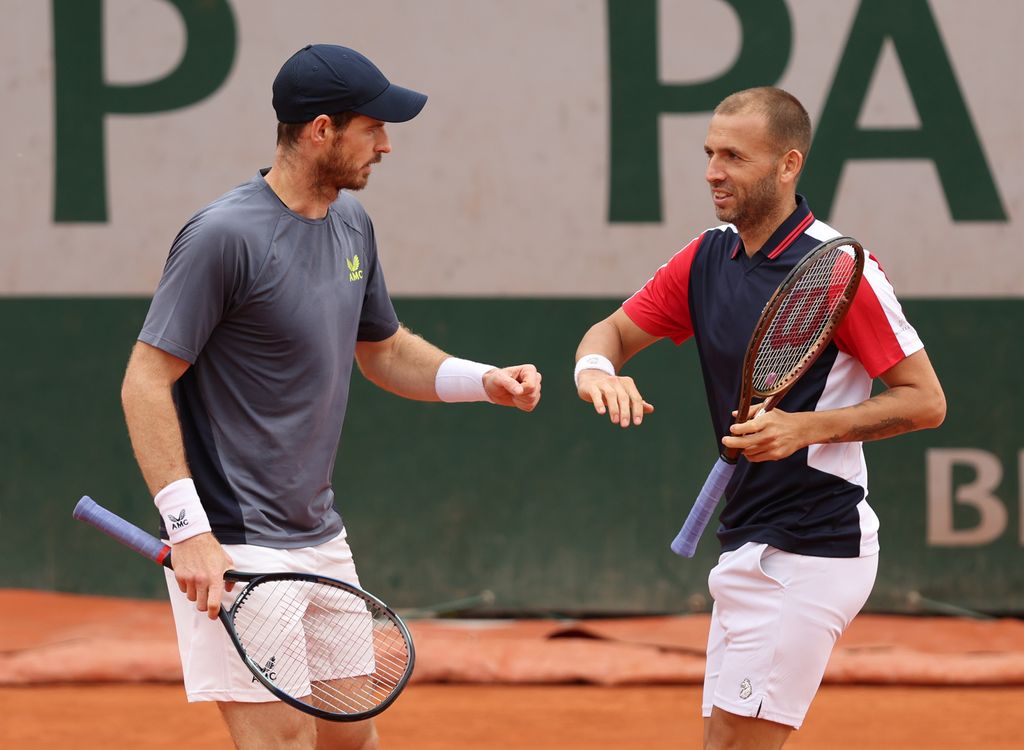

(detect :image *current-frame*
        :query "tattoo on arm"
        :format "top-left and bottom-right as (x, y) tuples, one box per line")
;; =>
(825, 390), (917, 443)
(832, 417), (916, 443)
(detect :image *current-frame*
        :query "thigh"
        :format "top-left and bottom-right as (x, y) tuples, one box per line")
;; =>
(164, 566), (273, 702)
(701, 600), (726, 718)
(165, 535), (358, 703)
(303, 531), (377, 683)
(706, 543), (878, 730)
(310, 529), (362, 586)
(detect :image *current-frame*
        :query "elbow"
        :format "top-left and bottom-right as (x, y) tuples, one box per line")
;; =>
(120, 370), (138, 414)
(356, 360), (386, 390)
(924, 388), (947, 430)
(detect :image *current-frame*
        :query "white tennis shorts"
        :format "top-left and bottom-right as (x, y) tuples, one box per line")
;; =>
(701, 542), (878, 729)
(163, 529), (363, 703)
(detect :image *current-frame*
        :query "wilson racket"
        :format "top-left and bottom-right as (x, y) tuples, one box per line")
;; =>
(73, 495), (415, 721)
(670, 236), (866, 557)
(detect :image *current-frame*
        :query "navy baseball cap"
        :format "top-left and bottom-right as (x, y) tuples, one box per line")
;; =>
(272, 44), (427, 124)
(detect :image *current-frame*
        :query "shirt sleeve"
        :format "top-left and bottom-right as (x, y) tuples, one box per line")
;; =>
(139, 213), (247, 363)
(355, 217), (400, 342)
(621, 234), (702, 345)
(833, 251), (923, 378)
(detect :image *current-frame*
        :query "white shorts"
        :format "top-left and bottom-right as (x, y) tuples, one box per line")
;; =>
(163, 529), (363, 703)
(701, 542), (878, 729)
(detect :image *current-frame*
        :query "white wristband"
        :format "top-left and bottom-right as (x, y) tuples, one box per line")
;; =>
(435, 357), (496, 403)
(574, 354), (616, 388)
(154, 478), (212, 544)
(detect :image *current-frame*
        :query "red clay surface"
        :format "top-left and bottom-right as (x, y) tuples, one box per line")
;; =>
(5, 590), (1024, 686)
(2, 683), (1021, 749)
(3, 589), (1021, 748)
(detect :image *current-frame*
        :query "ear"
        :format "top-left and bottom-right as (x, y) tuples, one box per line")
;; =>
(778, 148), (804, 187)
(307, 114), (334, 146)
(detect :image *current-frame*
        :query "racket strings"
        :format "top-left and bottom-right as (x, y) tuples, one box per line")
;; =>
(232, 578), (411, 716)
(301, 597), (408, 710)
(753, 245), (857, 394)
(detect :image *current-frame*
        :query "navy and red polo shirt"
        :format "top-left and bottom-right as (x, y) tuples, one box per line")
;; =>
(623, 196), (923, 558)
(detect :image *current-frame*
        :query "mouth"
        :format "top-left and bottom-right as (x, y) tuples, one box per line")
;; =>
(711, 189), (732, 207)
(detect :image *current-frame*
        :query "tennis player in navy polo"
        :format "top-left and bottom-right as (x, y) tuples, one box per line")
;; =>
(122, 44), (541, 750)
(574, 87), (945, 749)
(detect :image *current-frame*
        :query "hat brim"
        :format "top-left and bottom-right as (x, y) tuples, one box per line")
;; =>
(353, 83), (427, 123)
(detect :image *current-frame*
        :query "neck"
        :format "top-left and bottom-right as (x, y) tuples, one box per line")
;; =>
(263, 151), (338, 220)
(738, 195), (797, 257)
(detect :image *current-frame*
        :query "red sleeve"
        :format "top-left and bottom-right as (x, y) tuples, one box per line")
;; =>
(621, 234), (702, 345)
(834, 251), (924, 378)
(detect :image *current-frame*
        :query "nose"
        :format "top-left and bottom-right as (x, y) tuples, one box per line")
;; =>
(377, 126), (392, 154)
(706, 155), (725, 184)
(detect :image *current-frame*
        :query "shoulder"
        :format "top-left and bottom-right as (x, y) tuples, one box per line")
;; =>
(802, 219), (891, 278)
(174, 177), (281, 253)
(330, 191), (373, 237)
(680, 224), (740, 272)
(803, 218), (847, 245)
(195, 177), (279, 232)
(695, 223), (739, 257)
(669, 224), (738, 260)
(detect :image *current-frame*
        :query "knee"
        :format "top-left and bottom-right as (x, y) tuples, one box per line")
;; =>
(355, 729), (380, 750)
(703, 724), (738, 750)
(318, 723), (379, 750)
(219, 702), (316, 747)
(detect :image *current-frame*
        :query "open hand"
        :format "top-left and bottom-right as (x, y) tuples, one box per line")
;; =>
(577, 371), (654, 427)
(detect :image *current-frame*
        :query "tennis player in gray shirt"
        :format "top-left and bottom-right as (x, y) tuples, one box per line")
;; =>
(121, 44), (541, 750)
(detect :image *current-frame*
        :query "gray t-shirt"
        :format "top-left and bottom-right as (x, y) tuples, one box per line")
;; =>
(140, 170), (400, 547)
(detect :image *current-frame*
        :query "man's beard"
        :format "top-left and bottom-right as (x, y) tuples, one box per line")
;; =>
(312, 143), (380, 196)
(713, 169), (779, 229)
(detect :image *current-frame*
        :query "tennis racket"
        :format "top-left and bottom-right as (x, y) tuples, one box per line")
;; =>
(670, 236), (866, 557)
(73, 495), (415, 721)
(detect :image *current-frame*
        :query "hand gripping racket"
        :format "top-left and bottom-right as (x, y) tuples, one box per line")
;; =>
(670, 236), (866, 557)
(73, 496), (415, 721)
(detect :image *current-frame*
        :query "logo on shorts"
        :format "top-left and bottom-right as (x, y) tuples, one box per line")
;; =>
(739, 678), (753, 700)
(252, 655), (278, 684)
(346, 255), (363, 282)
(167, 509), (189, 530)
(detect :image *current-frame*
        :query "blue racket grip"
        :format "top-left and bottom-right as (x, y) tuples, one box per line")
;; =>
(73, 495), (173, 569)
(670, 458), (736, 557)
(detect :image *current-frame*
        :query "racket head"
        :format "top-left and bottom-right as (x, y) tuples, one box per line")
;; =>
(219, 571), (415, 722)
(733, 236), (865, 433)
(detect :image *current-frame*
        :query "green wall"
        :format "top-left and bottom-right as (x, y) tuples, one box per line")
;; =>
(1, 298), (1020, 614)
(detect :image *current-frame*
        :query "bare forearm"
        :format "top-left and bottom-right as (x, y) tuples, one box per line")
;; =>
(576, 308), (660, 369)
(724, 349), (945, 461)
(122, 374), (190, 496)
(805, 351), (945, 445)
(356, 326), (448, 401)
(575, 319), (628, 368)
(800, 385), (945, 446)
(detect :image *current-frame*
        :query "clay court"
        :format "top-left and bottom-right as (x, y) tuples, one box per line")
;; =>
(2, 590), (1022, 749)
(4, 683), (1023, 749)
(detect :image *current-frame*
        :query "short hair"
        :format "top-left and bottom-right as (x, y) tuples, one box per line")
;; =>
(276, 111), (359, 150)
(714, 87), (811, 158)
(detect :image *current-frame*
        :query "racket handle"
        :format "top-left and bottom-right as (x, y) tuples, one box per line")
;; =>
(670, 458), (736, 557)
(73, 496), (173, 568)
